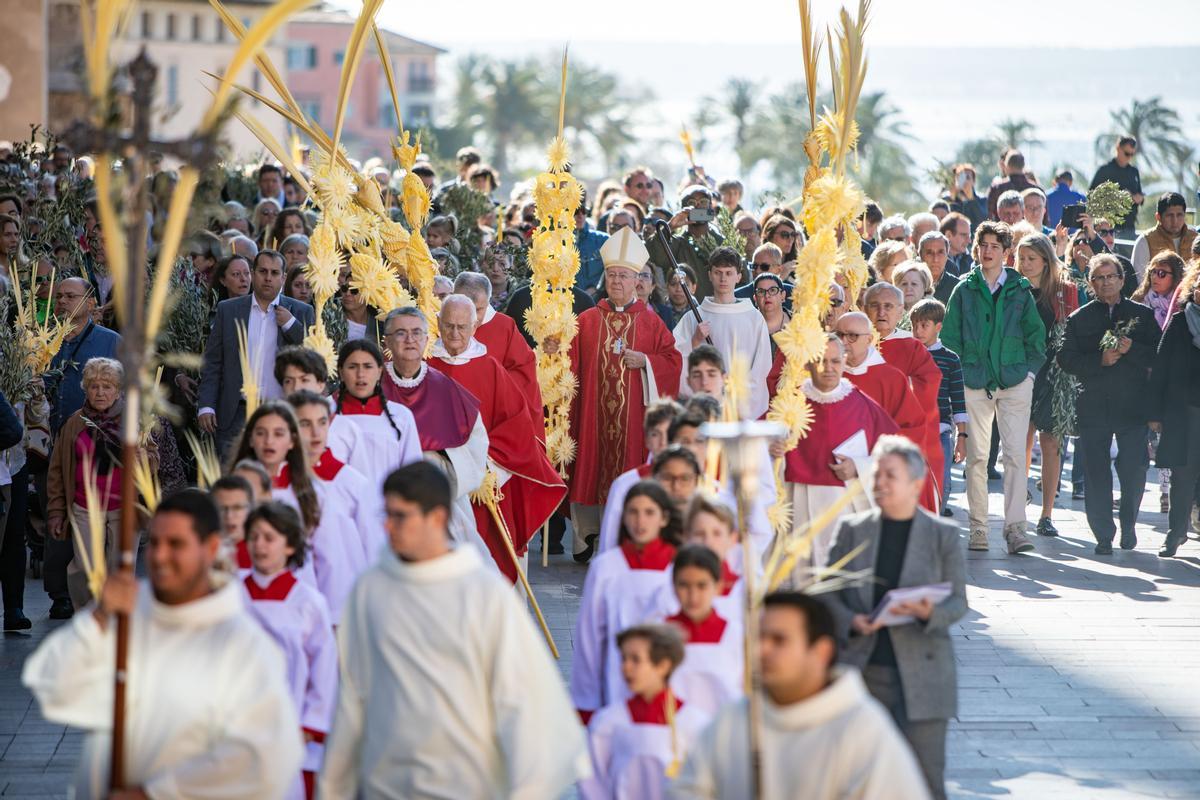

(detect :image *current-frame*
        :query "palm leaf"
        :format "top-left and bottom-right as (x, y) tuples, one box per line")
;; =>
(145, 167), (199, 339)
(372, 22), (403, 133)
(330, 0), (385, 153)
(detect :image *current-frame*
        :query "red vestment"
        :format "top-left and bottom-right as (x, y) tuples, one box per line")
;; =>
(783, 383), (899, 486)
(568, 299), (681, 506)
(474, 309), (544, 433)
(847, 357), (939, 510)
(429, 349), (567, 582)
(381, 362), (479, 451)
(879, 335), (944, 507)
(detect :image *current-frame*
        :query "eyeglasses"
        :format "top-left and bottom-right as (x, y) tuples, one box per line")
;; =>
(1089, 273), (1122, 283)
(385, 328), (425, 340)
(637, 272), (653, 281)
(656, 473), (698, 487)
(346, 287), (360, 295)
(775, 230), (797, 240)
(754, 286), (782, 297)
(1150, 268), (1174, 280)
(1096, 228), (1115, 237)
(752, 262), (776, 272)
(835, 331), (867, 342)
(630, 182), (652, 189)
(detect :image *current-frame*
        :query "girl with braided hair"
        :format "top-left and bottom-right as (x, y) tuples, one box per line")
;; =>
(334, 340), (422, 490)
(229, 401), (366, 620)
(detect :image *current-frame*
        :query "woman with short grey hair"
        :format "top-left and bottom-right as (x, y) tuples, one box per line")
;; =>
(823, 435), (968, 800)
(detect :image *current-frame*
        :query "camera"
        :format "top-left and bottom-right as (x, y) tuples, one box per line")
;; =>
(1061, 203), (1087, 229)
(688, 207), (715, 224)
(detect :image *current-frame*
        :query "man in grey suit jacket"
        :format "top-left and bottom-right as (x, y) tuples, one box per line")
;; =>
(197, 250), (315, 456)
(824, 435), (968, 800)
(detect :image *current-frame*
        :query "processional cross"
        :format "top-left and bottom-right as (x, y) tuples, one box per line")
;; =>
(61, 48), (221, 790)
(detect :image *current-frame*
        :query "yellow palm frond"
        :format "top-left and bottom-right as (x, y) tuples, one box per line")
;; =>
(225, 101), (315, 200)
(208, 0), (306, 124)
(797, 0), (823, 129)
(132, 450), (162, 513)
(183, 430), (222, 490)
(201, 0), (315, 133)
(235, 320), (259, 416)
(69, 449), (112, 600)
(146, 167), (200, 340)
(765, 480), (863, 591)
(330, 0), (386, 152)
(91, 155), (128, 320)
(372, 22), (403, 133)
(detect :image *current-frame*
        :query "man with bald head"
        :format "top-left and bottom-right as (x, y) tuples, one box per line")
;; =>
(864, 282), (944, 512)
(454, 272), (542, 427)
(427, 296), (566, 583)
(44, 277), (121, 620)
(769, 334), (900, 568)
(834, 312), (928, 497)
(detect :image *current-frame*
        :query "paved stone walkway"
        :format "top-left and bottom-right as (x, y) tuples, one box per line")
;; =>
(3, 460), (1199, 798)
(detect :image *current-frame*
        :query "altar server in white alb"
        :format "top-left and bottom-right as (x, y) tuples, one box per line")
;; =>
(580, 624), (710, 800)
(598, 399), (683, 553)
(662, 545), (744, 715)
(288, 390), (383, 565)
(22, 490), (302, 799)
(668, 592), (931, 800)
(332, 339), (423, 487)
(229, 401), (367, 623)
(241, 501), (337, 799)
(571, 481), (682, 723)
(319, 461), (589, 798)
(276, 345), (380, 487)
(673, 247), (773, 419)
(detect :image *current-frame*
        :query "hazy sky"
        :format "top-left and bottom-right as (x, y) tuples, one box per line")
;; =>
(352, 0), (1200, 48)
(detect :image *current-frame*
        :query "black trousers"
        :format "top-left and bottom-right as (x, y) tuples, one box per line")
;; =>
(1165, 407), (1200, 543)
(1, 467), (28, 611)
(1078, 424), (1148, 544)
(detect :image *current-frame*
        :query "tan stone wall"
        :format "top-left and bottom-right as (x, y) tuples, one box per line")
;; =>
(0, 0), (48, 143)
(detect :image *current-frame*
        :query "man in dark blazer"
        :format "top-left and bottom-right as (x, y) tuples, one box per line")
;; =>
(197, 250), (314, 456)
(1058, 253), (1158, 554)
(824, 435), (968, 800)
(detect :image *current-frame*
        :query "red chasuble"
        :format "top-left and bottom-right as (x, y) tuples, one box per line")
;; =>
(381, 362), (480, 451)
(475, 310), (544, 432)
(880, 335), (944, 506)
(428, 352), (567, 582)
(568, 299), (682, 506)
(848, 360), (939, 510)
(783, 385), (899, 486)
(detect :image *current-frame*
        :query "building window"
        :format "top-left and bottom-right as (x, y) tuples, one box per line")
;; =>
(167, 65), (178, 106)
(379, 102), (397, 130)
(287, 44), (317, 70)
(300, 100), (321, 127)
(141, 11), (153, 38)
(407, 104), (432, 127)
(165, 13), (176, 40)
(192, 14), (203, 41)
(334, 50), (345, 66)
(215, 17), (226, 41)
(252, 70), (261, 103)
(407, 61), (432, 93)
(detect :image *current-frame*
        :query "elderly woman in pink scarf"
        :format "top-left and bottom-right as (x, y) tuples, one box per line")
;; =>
(47, 357), (158, 608)
(1133, 251), (1186, 513)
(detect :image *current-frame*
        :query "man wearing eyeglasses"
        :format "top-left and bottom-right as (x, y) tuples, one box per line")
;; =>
(1090, 136), (1145, 234)
(646, 185), (723, 300)
(1058, 254), (1157, 555)
(734, 244), (794, 306)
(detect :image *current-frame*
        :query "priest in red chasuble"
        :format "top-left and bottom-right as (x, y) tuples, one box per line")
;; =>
(835, 312), (940, 511)
(454, 270), (544, 432)
(770, 334), (899, 568)
(546, 227), (682, 559)
(865, 282), (944, 501)
(428, 295), (567, 582)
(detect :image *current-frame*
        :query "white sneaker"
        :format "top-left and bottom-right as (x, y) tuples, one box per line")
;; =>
(968, 530), (989, 551)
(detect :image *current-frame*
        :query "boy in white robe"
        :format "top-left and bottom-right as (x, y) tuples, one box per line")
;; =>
(668, 592), (930, 800)
(22, 489), (302, 799)
(597, 399), (682, 554)
(662, 545), (744, 715)
(673, 248), (773, 419)
(288, 389), (383, 565)
(580, 624), (709, 800)
(241, 501), (337, 799)
(320, 461), (589, 798)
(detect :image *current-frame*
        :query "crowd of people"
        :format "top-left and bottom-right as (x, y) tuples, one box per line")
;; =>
(4, 131), (1197, 799)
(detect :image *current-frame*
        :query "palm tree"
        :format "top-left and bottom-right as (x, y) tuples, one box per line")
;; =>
(1094, 97), (1190, 179)
(478, 59), (553, 174)
(739, 82), (812, 190)
(995, 117), (1039, 150)
(721, 78), (758, 173)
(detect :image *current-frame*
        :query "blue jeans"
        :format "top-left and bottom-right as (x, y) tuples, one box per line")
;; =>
(940, 428), (954, 504)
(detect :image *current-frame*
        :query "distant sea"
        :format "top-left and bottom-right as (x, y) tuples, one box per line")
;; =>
(440, 43), (1200, 206)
